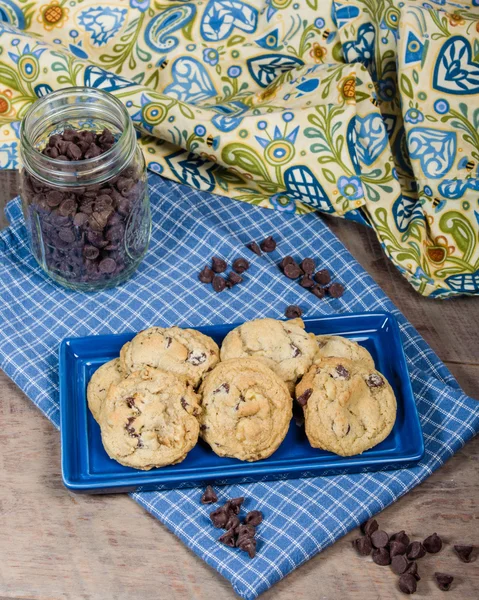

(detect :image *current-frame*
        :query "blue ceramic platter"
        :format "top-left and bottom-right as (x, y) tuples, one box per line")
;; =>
(60, 312), (424, 493)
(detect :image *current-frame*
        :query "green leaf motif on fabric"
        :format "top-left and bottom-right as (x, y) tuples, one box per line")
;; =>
(222, 143), (270, 181)
(400, 74), (413, 99)
(440, 211), (476, 263)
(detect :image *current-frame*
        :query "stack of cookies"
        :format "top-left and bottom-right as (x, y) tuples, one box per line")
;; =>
(87, 319), (397, 470)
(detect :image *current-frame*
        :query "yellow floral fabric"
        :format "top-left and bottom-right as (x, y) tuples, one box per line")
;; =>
(0, 0), (478, 297)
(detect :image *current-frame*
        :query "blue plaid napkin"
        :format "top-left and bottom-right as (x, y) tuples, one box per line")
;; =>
(0, 173), (478, 600)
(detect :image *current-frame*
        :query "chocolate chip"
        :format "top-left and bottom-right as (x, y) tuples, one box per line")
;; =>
(226, 497), (244, 515)
(218, 528), (237, 548)
(297, 388), (312, 407)
(58, 228), (75, 243)
(405, 561), (420, 581)
(56, 154), (69, 161)
(399, 573), (417, 594)
(210, 507), (229, 528)
(300, 257), (315, 274)
(328, 282), (345, 298)
(390, 541), (408, 558)
(98, 128), (115, 146)
(212, 275), (226, 293)
(246, 241), (262, 256)
(98, 258), (116, 274)
(245, 510), (263, 526)
(199, 266), (214, 283)
(285, 305), (302, 319)
(367, 373), (384, 388)
(291, 343), (301, 357)
(180, 398), (189, 411)
(353, 536), (372, 556)
(66, 143), (82, 161)
(62, 128), (77, 142)
(227, 271), (243, 286)
(453, 545), (475, 563)
(371, 530), (389, 549)
(314, 269), (331, 285)
(58, 199), (77, 217)
(280, 256), (295, 270)
(423, 533), (442, 554)
(84, 143), (102, 159)
(73, 212), (89, 227)
(237, 524), (256, 539)
(238, 536), (256, 558)
(391, 554), (410, 575)
(260, 235), (276, 252)
(49, 134), (62, 147)
(201, 485), (218, 504)
(188, 351), (206, 365)
(126, 397), (135, 409)
(125, 416), (136, 435)
(300, 275), (315, 289)
(232, 258), (249, 273)
(372, 547), (391, 566)
(117, 176), (134, 195)
(284, 262), (302, 279)
(213, 383), (230, 394)
(361, 519), (379, 536)
(335, 364), (350, 380)
(406, 541), (426, 561)
(434, 573), (454, 591)
(225, 514), (240, 530)
(44, 146), (59, 159)
(311, 285), (326, 299)
(211, 257), (227, 273)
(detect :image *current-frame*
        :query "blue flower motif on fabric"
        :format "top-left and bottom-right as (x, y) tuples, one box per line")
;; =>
(433, 36), (479, 95)
(164, 57), (217, 104)
(165, 150), (216, 192)
(0, 142), (18, 169)
(407, 127), (456, 179)
(34, 83), (53, 97)
(269, 193), (296, 213)
(84, 65), (136, 92)
(404, 108), (424, 124)
(434, 99), (449, 114)
(392, 194), (424, 232)
(377, 77), (396, 101)
(346, 116), (361, 175)
(255, 28), (280, 50)
(130, 0), (150, 12)
(144, 4), (196, 54)
(148, 161), (163, 174)
(283, 165), (334, 212)
(78, 7), (127, 47)
(200, 0), (258, 42)
(438, 178), (479, 199)
(331, 1), (360, 29)
(337, 175), (364, 200)
(0, 0), (25, 29)
(203, 48), (219, 66)
(342, 23), (375, 67)
(210, 100), (248, 132)
(247, 54), (304, 88)
(354, 113), (389, 167)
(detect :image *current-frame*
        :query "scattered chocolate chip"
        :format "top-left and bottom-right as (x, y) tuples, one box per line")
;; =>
(434, 572), (454, 591)
(406, 542), (426, 561)
(232, 258), (249, 273)
(237, 524), (256, 540)
(210, 507), (229, 528)
(361, 519), (379, 536)
(453, 545), (475, 563)
(212, 275), (227, 293)
(285, 305), (302, 319)
(390, 541), (408, 558)
(238, 536), (256, 558)
(372, 547), (391, 566)
(225, 514), (240, 531)
(300, 257), (315, 274)
(371, 530), (389, 549)
(353, 536), (372, 556)
(246, 241), (262, 256)
(335, 364), (350, 380)
(280, 256), (295, 270)
(245, 510), (263, 526)
(226, 497), (244, 515)
(311, 285), (326, 299)
(227, 271), (243, 286)
(260, 235), (276, 252)
(218, 528), (237, 548)
(199, 266), (214, 284)
(297, 388), (312, 407)
(366, 373), (384, 388)
(398, 573), (417, 594)
(405, 561), (420, 581)
(328, 282), (345, 298)
(391, 554), (410, 575)
(211, 257), (227, 273)
(300, 275), (315, 289)
(284, 262), (303, 279)
(314, 269), (331, 285)
(201, 485), (218, 504)
(423, 533), (442, 554)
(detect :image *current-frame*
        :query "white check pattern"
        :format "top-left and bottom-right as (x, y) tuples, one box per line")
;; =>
(0, 173), (478, 600)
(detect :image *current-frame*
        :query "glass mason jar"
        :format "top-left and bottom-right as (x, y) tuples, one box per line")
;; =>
(19, 87), (151, 291)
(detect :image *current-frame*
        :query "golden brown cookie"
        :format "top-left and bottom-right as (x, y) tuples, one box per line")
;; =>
(199, 358), (292, 462)
(87, 358), (124, 422)
(296, 358), (396, 456)
(120, 326), (219, 387)
(220, 318), (316, 391)
(314, 335), (374, 368)
(99, 367), (200, 470)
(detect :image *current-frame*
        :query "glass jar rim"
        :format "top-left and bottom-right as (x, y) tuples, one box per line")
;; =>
(20, 87), (137, 187)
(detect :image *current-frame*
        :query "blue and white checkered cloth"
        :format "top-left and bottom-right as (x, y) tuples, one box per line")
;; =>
(0, 173), (478, 599)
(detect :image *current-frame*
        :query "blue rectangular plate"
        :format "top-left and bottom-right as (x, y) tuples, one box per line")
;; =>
(60, 312), (424, 493)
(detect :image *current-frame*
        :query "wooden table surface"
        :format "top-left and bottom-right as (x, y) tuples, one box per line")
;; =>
(0, 170), (477, 600)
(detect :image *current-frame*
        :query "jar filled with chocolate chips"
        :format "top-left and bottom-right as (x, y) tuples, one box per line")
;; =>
(19, 87), (151, 291)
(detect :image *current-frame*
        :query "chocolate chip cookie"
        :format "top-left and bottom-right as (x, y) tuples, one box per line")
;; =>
(100, 367), (200, 469)
(120, 326), (220, 387)
(296, 358), (396, 456)
(314, 335), (375, 369)
(220, 318), (316, 392)
(87, 358), (124, 422)
(199, 358), (292, 461)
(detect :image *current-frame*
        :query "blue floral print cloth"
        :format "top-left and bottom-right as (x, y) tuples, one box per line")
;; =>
(0, 0), (479, 297)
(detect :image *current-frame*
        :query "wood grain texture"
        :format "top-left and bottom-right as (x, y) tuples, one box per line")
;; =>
(0, 172), (477, 600)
